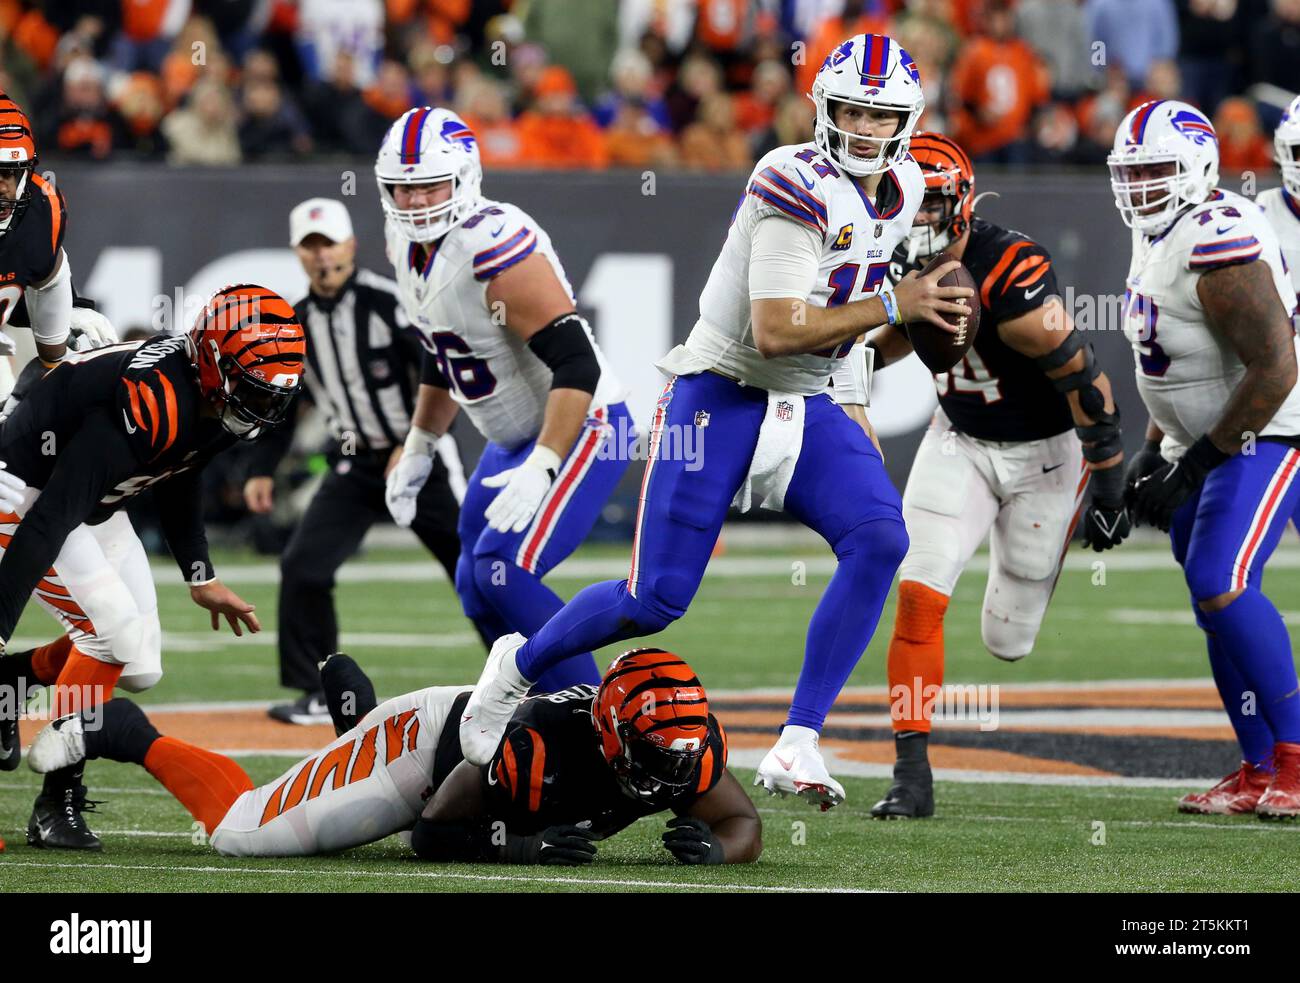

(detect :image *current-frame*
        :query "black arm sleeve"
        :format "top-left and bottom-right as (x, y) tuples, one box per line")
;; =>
(420, 346), (450, 389)
(151, 469), (214, 584)
(526, 313), (601, 394)
(0, 408), (137, 641)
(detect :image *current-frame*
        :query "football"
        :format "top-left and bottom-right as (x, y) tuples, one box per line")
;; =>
(903, 251), (981, 373)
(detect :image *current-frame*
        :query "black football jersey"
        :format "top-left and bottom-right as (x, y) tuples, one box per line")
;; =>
(0, 335), (236, 640)
(919, 218), (1074, 442)
(476, 684), (730, 839)
(0, 173), (66, 327)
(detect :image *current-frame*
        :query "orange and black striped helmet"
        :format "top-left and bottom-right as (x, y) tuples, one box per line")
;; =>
(0, 92), (38, 238)
(902, 131), (976, 264)
(594, 648), (710, 800)
(189, 284), (305, 440)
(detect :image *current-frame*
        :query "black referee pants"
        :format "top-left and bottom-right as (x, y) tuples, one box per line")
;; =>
(276, 451), (462, 692)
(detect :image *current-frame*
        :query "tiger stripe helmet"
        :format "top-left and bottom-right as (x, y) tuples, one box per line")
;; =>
(189, 285), (305, 440)
(898, 131), (975, 269)
(594, 648), (711, 801)
(0, 92), (38, 238)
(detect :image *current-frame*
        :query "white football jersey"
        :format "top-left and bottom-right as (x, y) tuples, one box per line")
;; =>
(659, 142), (924, 395)
(386, 200), (623, 450)
(1256, 187), (1300, 314)
(1121, 188), (1300, 458)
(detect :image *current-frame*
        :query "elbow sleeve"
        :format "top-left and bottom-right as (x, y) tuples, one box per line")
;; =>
(527, 313), (601, 394)
(24, 251), (72, 349)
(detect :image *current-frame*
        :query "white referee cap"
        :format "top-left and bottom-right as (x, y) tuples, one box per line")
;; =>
(289, 198), (354, 246)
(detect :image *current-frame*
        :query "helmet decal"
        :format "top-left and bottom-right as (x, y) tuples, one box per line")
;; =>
(1171, 109), (1217, 146)
(439, 118), (476, 151)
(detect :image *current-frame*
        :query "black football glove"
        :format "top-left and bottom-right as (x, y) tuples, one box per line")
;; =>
(1080, 461), (1131, 551)
(662, 816), (725, 865)
(506, 823), (598, 866)
(1124, 438), (1165, 496)
(1126, 435), (1228, 532)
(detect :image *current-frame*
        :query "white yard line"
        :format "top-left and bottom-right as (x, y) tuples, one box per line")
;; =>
(0, 859), (870, 893)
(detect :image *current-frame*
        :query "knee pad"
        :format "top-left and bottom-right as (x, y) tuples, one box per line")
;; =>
(980, 603), (1036, 662)
(1183, 558), (1231, 607)
(118, 669), (163, 693)
(620, 578), (685, 636)
(107, 610), (162, 689)
(837, 516), (909, 573)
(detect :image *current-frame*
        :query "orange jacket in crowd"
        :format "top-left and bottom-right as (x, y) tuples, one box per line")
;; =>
(462, 115), (527, 168)
(515, 111), (609, 168)
(948, 36), (1049, 158)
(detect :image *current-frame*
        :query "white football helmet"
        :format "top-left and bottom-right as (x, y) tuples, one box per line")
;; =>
(1108, 99), (1219, 235)
(375, 107), (483, 243)
(1274, 94), (1300, 199)
(809, 33), (925, 177)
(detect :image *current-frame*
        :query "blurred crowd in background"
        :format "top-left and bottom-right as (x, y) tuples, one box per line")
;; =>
(1, 0), (1297, 174)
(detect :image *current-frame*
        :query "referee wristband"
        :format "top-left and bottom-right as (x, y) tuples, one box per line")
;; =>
(403, 426), (441, 459)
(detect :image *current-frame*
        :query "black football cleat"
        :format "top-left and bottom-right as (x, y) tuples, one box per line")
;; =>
(27, 770), (103, 851)
(267, 690), (331, 726)
(318, 653), (378, 736)
(871, 731), (935, 819)
(0, 651), (27, 771)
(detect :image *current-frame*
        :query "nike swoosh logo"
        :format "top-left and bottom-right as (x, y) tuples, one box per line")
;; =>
(486, 769), (498, 786)
(122, 408), (137, 434)
(461, 714), (473, 724)
(490, 224), (506, 238)
(774, 753), (794, 771)
(1025, 284), (1046, 300)
(1215, 224), (1234, 235)
(0, 741), (15, 761)
(796, 170), (815, 189)
(1042, 463), (1065, 473)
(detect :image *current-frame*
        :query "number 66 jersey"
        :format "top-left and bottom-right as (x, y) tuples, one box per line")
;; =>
(1122, 188), (1300, 458)
(385, 203), (623, 450)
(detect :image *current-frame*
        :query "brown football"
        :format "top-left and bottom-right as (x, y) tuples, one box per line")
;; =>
(902, 251), (980, 373)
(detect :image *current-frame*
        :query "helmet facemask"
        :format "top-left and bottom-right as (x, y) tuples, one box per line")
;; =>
(902, 186), (964, 267)
(1276, 133), (1300, 200)
(1107, 156), (1197, 235)
(377, 169), (480, 244)
(607, 706), (705, 801)
(214, 361), (299, 441)
(813, 90), (918, 176)
(0, 160), (34, 237)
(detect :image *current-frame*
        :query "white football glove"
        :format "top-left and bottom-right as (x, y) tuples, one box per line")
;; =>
(68, 307), (119, 352)
(0, 459), (27, 513)
(482, 446), (561, 533)
(385, 427), (439, 528)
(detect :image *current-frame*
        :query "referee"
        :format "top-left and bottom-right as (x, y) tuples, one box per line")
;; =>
(245, 197), (468, 724)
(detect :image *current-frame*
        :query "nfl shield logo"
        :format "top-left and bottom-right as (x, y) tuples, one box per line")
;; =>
(874, 222), (884, 238)
(775, 400), (794, 422)
(694, 410), (710, 428)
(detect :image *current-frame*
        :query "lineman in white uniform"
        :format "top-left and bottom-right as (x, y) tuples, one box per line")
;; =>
(377, 107), (633, 694)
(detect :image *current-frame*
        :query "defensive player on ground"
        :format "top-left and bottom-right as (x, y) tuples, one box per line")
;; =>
(378, 107), (632, 694)
(28, 650), (762, 865)
(1112, 100), (1300, 819)
(458, 34), (972, 809)
(0, 285), (305, 849)
(861, 133), (1130, 818)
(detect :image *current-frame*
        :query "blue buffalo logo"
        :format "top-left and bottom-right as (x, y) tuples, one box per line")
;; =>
(1171, 109), (1217, 146)
(440, 118), (476, 151)
(821, 39), (855, 73)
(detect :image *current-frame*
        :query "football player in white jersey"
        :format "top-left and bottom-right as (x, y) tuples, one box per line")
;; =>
(1113, 100), (1300, 818)
(458, 33), (973, 809)
(1259, 94), (1300, 315)
(378, 108), (632, 694)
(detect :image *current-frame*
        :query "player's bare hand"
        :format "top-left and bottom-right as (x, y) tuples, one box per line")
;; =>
(892, 261), (973, 333)
(242, 476), (274, 514)
(190, 580), (261, 636)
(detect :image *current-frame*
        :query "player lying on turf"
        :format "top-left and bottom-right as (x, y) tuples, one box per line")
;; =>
(0, 285), (305, 849)
(859, 133), (1129, 818)
(457, 32), (973, 810)
(26, 650), (762, 865)
(378, 107), (632, 694)
(1112, 100), (1300, 818)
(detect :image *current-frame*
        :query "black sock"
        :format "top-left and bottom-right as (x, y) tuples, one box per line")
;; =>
(80, 698), (160, 765)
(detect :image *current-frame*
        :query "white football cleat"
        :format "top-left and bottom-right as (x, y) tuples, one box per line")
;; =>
(28, 712), (87, 774)
(753, 725), (846, 811)
(458, 632), (532, 766)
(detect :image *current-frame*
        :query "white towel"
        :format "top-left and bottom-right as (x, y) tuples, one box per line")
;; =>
(732, 391), (805, 513)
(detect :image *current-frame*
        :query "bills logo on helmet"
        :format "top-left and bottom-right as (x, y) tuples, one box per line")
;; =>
(1171, 109), (1217, 146)
(901, 50), (921, 85)
(822, 39), (855, 73)
(440, 119), (476, 151)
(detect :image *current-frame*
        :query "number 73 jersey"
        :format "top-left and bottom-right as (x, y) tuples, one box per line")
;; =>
(1122, 188), (1300, 457)
(386, 201), (622, 450)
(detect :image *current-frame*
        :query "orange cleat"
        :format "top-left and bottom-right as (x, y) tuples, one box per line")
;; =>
(1256, 743), (1300, 820)
(1178, 761), (1273, 815)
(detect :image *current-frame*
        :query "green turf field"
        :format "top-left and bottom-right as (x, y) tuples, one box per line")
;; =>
(4, 533), (1300, 891)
